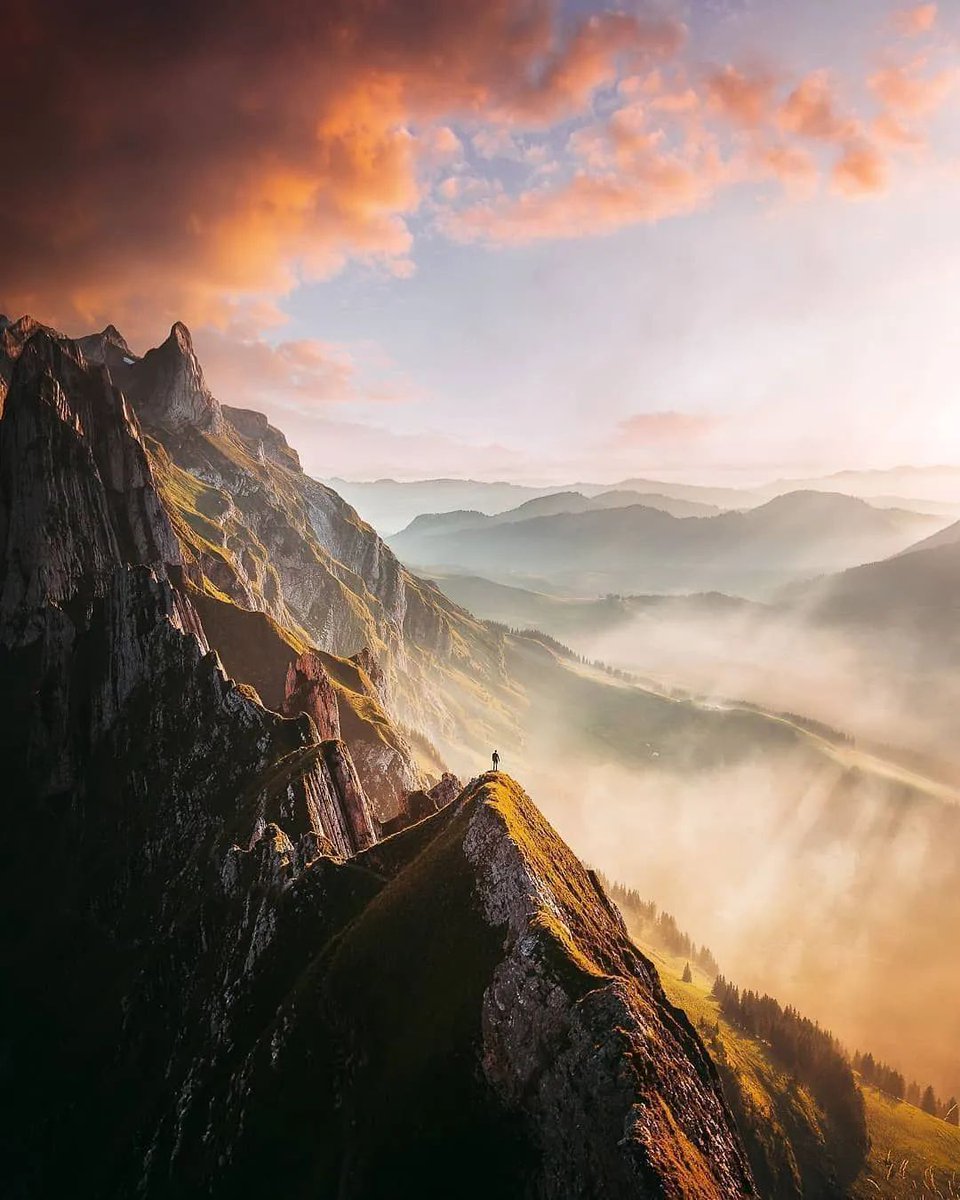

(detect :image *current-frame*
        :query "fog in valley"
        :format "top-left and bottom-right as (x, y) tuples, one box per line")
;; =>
(580, 604), (960, 776)
(405, 492), (960, 1105)
(513, 723), (960, 1104)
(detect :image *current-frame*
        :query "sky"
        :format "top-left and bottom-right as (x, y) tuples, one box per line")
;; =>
(4, 0), (960, 483)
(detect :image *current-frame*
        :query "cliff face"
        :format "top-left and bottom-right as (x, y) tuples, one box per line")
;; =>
(325, 776), (755, 1199)
(0, 319), (758, 1197)
(0, 327), (379, 847)
(92, 322), (519, 774)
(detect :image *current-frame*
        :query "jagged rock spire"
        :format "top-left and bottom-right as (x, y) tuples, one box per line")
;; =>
(282, 650), (341, 742)
(0, 329), (185, 626)
(76, 323), (133, 365)
(125, 320), (224, 434)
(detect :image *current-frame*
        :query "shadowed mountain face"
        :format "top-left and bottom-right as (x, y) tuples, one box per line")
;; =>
(390, 490), (946, 599)
(0, 322), (757, 1198)
(792, 525), (960, 648)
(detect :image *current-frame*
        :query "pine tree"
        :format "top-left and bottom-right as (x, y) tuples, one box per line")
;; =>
(682, 961), (693, 984)
(946, 1097), (959, 1127)
(921, 1085), (938, 1116)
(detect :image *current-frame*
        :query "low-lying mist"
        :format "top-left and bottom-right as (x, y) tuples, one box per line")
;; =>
(434, 562), (960, 1100)
(574, 602), (960, 779)
(512, 745), (960, 1102)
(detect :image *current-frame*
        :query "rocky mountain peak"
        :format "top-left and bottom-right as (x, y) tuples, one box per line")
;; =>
(169, 319), (194, 351)
(76, 322), (133, 365)
(1, 315), (54, 387)
(0, 326), (187, 633)
(0, 310), (762, 1198)
(125, 319), (224, 435)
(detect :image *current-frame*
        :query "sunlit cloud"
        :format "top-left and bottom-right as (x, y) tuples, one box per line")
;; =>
(706, 65), (778, 129)
(617, 411), (718, 445)
(892, 3), (938, 36)
(869, 59), (959, 115)
(193, 327), (416, 412)
(833, 141), (889, 195)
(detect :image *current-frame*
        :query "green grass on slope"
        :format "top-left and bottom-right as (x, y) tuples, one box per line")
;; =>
(651, 953), (829, 1199)
(641, 944), (960, 1200)
(854, 1089), (960, 1199)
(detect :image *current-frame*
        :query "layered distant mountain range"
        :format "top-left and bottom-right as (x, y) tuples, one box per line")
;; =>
(388, 486), (947, 598)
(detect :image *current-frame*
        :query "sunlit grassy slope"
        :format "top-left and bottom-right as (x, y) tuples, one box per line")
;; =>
(855, 1089), (960, 1199)
(637, 941), (960, 1199)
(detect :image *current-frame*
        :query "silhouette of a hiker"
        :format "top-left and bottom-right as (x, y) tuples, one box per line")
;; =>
(491, 750), (500, 772)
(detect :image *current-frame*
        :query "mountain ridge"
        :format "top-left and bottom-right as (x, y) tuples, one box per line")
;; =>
(0, 315), (758, 1197)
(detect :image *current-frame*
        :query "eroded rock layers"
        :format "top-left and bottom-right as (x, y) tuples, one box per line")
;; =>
(0, 322), (754, 1199)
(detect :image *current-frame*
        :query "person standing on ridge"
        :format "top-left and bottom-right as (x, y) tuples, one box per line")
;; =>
(491, 750), (500, 772)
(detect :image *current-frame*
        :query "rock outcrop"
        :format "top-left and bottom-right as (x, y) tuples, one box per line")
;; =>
(323, 775), (755, 1199)
(89, 319), (519, 767)
(282, 648), (342, 741)
(0, 329), (187, 628)
(126, 320), (225, 434)
(0, 317), (757, 1198)
(0, 325), (375, 849)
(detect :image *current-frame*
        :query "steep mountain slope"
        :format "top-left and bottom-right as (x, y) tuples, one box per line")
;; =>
(71, 321), (526, 776)
(391, 490), (945, 598)
(625, 935), (960, 1200)
(789, 533), (960, 651)
(0, 324), (757, 1197)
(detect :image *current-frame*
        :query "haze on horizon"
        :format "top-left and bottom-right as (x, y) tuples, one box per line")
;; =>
(4, 0), (960, 484)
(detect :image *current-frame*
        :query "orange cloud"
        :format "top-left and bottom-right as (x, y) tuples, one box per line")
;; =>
(869, 61), (958, 114)
(617, 411), (716, 444)
(778, 72), (856, 142)
(444, 154), (715, 245)
(833, 142), (889, 195)
(707, 66), (778, 129)
(893, 4), (938, 35)
(0, 0), (683, 337)
(756, 144), (819, 196)
(3, 0), (951, 331)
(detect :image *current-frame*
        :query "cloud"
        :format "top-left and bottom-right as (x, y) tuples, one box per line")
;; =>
(193, 327), (414, 410)
(833, 142), (889, 195)
(4, 0), (954, 336)
(443, 157), (715, 244)
(869, 61), (959, 115)
(706, 65), (778, 129)
(617, 411), (716, 444)
(778, 72), (856, 142)
(892, 4), (938, 36)
(755, 143), (819, 195)
(0, 0), (683, 336)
